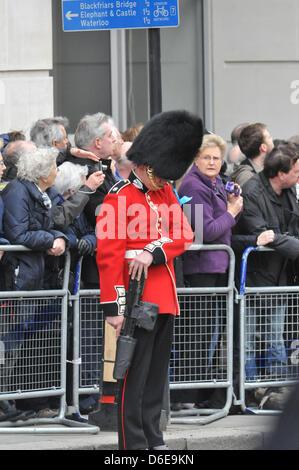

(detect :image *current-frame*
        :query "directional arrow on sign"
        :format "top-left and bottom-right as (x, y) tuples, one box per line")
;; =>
(66, 11), (79, 20)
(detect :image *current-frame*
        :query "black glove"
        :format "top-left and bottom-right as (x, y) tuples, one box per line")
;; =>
(77, 238), (94, 256)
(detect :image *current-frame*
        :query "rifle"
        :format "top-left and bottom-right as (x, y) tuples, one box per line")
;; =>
(113, 272), (159, 380)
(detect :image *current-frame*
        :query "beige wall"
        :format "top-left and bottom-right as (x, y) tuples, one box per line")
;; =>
(210, 0), (299, 141)
(2, 0), (299, 143)
(0, 0), (53, 136)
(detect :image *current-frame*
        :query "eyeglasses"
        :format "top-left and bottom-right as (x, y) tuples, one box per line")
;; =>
(199, 155), (222, 163)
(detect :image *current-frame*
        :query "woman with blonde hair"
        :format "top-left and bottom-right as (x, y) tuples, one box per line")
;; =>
(176, 134), (243, 408)
(179, 133), (243, 283)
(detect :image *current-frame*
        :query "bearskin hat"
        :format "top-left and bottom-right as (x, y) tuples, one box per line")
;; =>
(126, 110), (203, 181)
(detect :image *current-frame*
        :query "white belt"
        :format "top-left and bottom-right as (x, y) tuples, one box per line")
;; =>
(125, 249), (143, 259)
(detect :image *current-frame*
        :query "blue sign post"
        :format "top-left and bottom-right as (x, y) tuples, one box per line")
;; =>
(62, 1), (180, 32)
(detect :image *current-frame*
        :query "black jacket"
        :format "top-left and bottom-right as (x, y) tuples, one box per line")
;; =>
(1, 179), (68, 290)
(235, 171), (299, 286)
(82, 159), (117, 286)
(83, 159), (117, 227)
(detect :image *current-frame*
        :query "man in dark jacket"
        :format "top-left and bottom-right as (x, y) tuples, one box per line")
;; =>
(230, 122), (274, 187)
(74, 112), (118, 288)
(74, 112), (117, 226)
(236, 143), (299, 379)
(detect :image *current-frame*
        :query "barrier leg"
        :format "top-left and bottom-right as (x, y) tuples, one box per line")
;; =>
(88, 321), (118, 430)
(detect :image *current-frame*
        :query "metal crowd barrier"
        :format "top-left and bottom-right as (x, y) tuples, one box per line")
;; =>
(0, 243), (236, 431)
(68, 256), (103, 419)
(69, 244), (235, 427)
(0, 246), (99, 434)
(237, 246), (299, 415)
(4, 243), (299, 431)
(170, 244), (235, 424)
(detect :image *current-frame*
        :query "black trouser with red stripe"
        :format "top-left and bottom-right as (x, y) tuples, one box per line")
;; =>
(117, 314), (174, 450)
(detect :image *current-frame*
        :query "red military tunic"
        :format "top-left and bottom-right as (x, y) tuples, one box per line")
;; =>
(96, 171), (194, 316)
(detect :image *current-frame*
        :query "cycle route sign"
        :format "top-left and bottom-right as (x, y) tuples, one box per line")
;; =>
(62, 0), (180, 32)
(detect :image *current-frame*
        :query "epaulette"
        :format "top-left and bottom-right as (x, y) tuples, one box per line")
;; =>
(109, 179), (130, 194)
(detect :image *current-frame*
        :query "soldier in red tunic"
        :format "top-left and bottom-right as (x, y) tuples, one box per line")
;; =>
(96, 110), (203, 450)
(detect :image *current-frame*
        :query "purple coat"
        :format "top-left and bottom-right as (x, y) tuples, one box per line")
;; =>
(178, 164), (237, 274)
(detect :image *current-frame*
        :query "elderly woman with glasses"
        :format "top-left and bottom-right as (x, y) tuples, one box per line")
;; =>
(175, 134), (243, 409)
(179, 134), (243, 282)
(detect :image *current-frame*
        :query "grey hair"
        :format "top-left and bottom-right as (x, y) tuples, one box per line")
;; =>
(3, 141), (37, 181)
(30, 116), (69, 147)
(17, 147), (59, 183)
(74, 112), (113, 149)
(3, 140), (36, 167)
(54, 162), (88, 195)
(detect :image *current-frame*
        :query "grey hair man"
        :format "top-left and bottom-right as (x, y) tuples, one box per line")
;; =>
(74, 112), (118, 226)
(3, 140), (36, 181)
(73, 112), (118, 289)
(74, 112), (116, 160)
(30, 117), (69, 149)
(30, 115), (102, 167)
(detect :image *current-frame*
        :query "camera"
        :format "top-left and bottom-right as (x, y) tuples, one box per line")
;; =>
(225, 181), (240, 197)
(94, 161), (107, 172)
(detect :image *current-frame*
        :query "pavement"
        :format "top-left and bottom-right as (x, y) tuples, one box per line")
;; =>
(0, 412), (280, 451)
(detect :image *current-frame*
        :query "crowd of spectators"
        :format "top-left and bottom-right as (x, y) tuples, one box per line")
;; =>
(172, 123), (299, 411)
(0, 113), (137, 421)
(0, 113), (299, 421)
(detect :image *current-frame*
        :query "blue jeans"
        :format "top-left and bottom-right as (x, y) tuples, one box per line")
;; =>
(245, 299), (288, 380)
(184, 272), (227, 380)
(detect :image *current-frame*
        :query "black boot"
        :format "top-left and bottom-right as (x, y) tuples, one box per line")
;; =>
(0, 400), (36, 422)
(0, 400), (23, 422)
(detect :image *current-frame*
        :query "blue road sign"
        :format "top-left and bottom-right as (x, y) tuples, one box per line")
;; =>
(62, 0), (180, 32)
